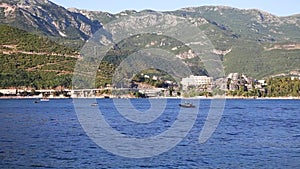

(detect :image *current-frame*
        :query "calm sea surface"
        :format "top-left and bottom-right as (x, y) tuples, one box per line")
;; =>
(0, 99), (299, 168)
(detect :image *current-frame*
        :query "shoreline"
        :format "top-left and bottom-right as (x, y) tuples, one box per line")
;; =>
(0, 96), (300, 100)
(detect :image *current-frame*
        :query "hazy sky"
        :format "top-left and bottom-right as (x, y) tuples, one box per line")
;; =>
(50, 0), (299, 16)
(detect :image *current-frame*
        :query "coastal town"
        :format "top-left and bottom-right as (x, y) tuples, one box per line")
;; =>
(1, 72), (300, 99)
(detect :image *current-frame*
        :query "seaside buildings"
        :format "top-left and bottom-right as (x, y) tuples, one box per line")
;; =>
(181, 75), (213, 91)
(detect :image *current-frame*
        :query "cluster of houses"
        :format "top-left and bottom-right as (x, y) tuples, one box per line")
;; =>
(215, 73), (268, 93)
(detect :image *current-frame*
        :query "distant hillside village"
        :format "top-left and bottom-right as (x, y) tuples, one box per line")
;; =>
(1, 72), (300, 98)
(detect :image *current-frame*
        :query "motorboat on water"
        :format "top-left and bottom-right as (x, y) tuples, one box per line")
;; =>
(33, 97), (49, 103)
(40, 98), (50, 102)
(91, 103), (98, 106)
(179, 102), (195, 108)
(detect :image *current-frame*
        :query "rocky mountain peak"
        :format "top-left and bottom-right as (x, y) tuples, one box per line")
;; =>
(1, 1), (299, 48)
(0, 0), (102, 40)
(18, 0), (50, 5)
(1, 0), (51, 6)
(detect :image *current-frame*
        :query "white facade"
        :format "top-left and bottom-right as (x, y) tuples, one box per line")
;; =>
(181, 75), (213, 90)
(258, 80), (267, 86)
(0, 89), (17, 95)
(227, 73), (239, 81)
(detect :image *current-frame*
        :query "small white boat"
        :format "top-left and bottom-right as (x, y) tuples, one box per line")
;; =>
(91, 103), (98, 106)
(179, 102), (195, 108)
(40, 98), (50, 102)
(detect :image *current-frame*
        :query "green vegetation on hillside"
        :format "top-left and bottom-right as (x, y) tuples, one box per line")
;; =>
(0, 25), (76, 54)
(0, 53), (76, 89)
(224, 42), (300, 79)
(0, 25), (78, 89)
(168, 7), (300, 78)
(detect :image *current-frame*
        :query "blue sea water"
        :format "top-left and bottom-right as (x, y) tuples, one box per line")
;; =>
(0, 99), (299, 168)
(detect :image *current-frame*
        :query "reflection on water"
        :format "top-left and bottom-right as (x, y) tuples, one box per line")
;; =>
(0, 99), (299, 168)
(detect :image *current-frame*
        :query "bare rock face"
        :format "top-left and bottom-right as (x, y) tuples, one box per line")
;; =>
(0, 0), (102, 40)
(1, 1), (299, 43)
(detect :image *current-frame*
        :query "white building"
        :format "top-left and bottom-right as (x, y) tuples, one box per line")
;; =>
(258, 80), (267, 86)
(181, 75), (213, 90)
(227, 73), (240, 81)
(0, 89), (17, 95)
(291, 76), (300, 80)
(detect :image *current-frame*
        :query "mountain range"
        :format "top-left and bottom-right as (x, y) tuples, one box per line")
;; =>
(0, 0), (300, 88)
